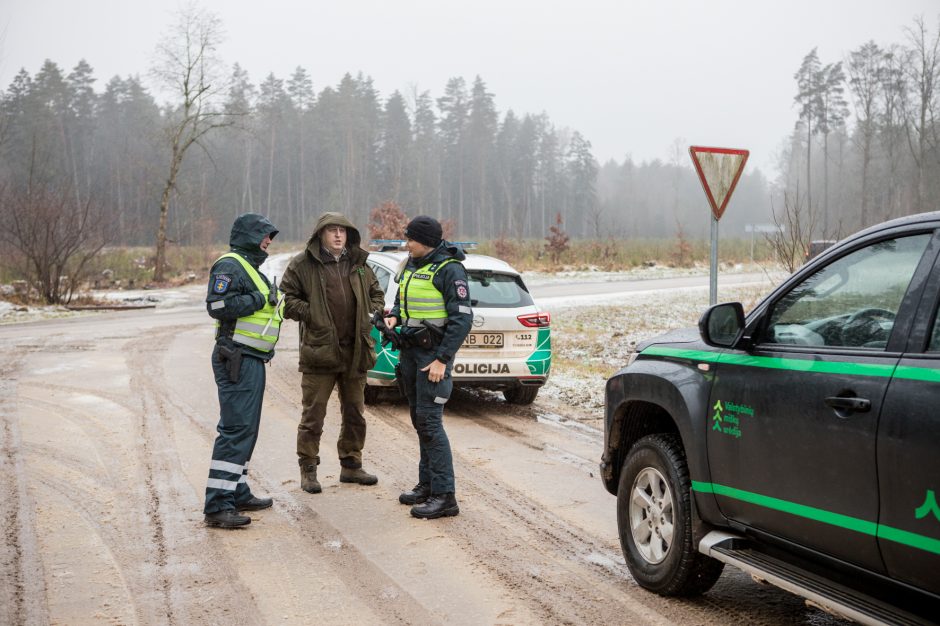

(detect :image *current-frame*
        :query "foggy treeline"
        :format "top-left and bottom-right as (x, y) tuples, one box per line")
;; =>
(0, 12), (938, 256)
(0, 61), (604, 246)
(777, 16), (940, 239)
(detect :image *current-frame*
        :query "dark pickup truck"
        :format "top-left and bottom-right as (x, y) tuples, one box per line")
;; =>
(601, 212), (940, 625)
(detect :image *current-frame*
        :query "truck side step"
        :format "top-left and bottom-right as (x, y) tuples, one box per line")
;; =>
(699, 531), (932, 626)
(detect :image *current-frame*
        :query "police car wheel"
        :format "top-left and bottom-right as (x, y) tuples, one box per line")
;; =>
(502, 385), (539, 405)
(363, 384), (381, 405)
(616, 433), (723, 596)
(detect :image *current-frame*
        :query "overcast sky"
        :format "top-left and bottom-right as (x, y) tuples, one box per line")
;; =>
(1, 1), (937, 174)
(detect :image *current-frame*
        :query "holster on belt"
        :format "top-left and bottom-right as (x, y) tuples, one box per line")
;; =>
(410, 326), (433, 350)
(394, 362), (406, 397)
(422, 320), (445, 345)
(218, 338), (242, 384)
(402, 321), (446, 350)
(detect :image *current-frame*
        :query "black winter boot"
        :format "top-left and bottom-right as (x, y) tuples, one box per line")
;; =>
(399, 482), (431, 505)
(237, 496), (273, 511)
(410, 493), (459, 519)
(205, 509), (251, 528)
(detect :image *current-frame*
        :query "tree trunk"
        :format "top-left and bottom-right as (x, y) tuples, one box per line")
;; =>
(805, 118), (813, 233)
(823, 130), (829, 234)
(860, 129), (871, 227)
(154, 152), (181, 283)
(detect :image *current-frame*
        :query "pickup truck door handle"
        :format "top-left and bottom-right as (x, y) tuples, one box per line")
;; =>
(824, 396), (871, 413)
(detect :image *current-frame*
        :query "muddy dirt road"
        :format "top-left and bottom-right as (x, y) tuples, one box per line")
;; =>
(0, 291), (847, 625)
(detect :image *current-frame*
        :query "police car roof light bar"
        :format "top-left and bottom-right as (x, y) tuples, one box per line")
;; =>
(368, 239), (479, 251)
(369, 239), (406, 251)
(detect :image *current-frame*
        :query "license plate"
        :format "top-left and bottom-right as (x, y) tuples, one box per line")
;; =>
(463, 332), (503, 348)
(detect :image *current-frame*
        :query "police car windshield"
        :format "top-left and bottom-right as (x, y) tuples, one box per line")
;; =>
(467, 271), (533, 308)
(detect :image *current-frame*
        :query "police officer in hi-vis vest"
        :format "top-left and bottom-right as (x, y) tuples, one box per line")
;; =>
(203, 213), (283, 528)
(384, 216), (472, 519)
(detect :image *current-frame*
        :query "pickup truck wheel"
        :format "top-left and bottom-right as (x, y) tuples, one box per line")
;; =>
(617, 433), (723, 596)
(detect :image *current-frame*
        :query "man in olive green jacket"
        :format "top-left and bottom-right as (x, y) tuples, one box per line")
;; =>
(280, 212), (386, 493)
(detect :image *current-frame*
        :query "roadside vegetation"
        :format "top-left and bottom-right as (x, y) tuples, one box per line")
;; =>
(0, 235), (778, 304)
(545, 281), (777, 411)
(477, 236), (776, 272)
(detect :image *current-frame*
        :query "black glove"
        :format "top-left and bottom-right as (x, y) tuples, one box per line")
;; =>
(371, 312), (401, 350)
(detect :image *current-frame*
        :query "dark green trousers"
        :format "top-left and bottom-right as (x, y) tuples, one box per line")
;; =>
(298, 354), (367, 469)
(204, 346), (266, 514)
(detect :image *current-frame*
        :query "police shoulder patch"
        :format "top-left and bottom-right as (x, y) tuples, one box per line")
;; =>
(212, 274), (232, 294)
(456, 284), (469, 299)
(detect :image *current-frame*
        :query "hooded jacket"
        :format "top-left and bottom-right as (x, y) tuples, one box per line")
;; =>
(206, 213), (279, 361)
(281, 212), (386, 374)
(389, 241), (473, 365)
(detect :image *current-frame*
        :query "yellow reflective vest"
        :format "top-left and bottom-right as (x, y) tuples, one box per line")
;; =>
(215, 252), (283, 352)
(399, 259), (457, 323)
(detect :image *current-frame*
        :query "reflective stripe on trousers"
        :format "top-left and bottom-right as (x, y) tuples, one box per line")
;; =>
(204, 346), (266, 514)
(398, 345), (455, 495)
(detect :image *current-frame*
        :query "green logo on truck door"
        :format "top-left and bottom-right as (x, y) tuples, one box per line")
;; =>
(711, 399), (753, 439)
(916, 490), (940, 522)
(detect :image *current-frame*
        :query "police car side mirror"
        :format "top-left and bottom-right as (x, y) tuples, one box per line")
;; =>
(699, 302), (745, 348)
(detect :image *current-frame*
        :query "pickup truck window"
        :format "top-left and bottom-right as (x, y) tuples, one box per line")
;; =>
(930, 305), (940, 352)
(762, 234), (930, 349)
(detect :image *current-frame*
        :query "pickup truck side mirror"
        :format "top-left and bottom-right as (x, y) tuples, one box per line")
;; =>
(699, 302), (745, 348)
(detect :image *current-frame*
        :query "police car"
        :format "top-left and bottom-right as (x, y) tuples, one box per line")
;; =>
(365, 241), (551, 405)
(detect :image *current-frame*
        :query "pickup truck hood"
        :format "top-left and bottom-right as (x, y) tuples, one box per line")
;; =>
(636, 327), (699, 352)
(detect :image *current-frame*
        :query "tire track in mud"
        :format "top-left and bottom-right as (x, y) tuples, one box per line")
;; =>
(365, 398), (796, 626)
(163, 334), (840, 625)
(0, 345), (50, 626)
(149, 335), (442, 625)
(269, 495), (442, 625)
(442, 395), (822, 625)
(364, 401), (661, 625)
(120, 324), (270, 625)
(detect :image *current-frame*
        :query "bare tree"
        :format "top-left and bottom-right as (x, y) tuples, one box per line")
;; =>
(150, 3), (232, 282)
(847, 41), (887, 226)
(880, 46), (909, 221)
(816, 61), (848, 231)
(902, 15), (940, 214)
(766, 185), (819, 273)
(794, 48), (822, 218)
(0, 161), (107, 304)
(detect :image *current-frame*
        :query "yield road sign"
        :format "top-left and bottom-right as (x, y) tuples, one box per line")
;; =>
(689, 146), (749, 220)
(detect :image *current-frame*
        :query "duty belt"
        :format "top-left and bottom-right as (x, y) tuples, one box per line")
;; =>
(404, 318), (447, 328)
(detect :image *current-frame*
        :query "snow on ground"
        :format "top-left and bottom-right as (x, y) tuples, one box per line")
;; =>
(521, 260), (763, 287)
(539, 277), (781, 412)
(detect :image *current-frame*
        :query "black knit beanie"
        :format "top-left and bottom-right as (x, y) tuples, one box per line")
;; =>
(404, 215), (443, 248)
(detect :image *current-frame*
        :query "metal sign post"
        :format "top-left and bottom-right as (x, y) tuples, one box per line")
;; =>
(710, 216), (719, 305)
(689, 146), (749, 305)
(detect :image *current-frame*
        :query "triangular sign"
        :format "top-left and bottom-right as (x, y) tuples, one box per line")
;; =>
(689, 146), (749, 220)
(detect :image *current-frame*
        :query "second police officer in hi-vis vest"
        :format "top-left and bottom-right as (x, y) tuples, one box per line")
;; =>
(384, 215), (472, 519)
(203, 213), (283, 528)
